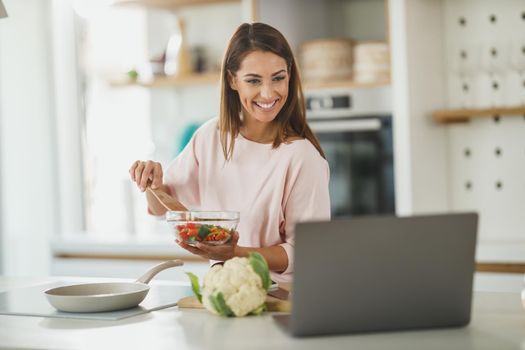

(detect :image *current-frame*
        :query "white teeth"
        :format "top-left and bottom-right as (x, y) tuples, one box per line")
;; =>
(255, 100), (277, 109)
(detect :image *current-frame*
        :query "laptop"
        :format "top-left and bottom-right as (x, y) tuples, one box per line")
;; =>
(275, 212), (478, 337)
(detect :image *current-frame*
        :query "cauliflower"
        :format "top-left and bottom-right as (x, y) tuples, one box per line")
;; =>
(186, 252), (271, 317)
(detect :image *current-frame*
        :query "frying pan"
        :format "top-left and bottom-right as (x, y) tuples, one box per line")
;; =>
(44, 259), (183, 313)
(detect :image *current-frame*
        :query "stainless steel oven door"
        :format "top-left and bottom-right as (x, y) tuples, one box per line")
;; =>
(310, 116), (395, 218)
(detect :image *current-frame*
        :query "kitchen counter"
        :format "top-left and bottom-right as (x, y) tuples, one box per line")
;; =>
(0, 277), (524, 349)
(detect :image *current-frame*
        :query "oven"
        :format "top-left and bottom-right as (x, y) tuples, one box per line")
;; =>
(306, 86), (395, 218)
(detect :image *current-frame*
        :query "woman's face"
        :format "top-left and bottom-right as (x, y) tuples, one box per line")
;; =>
(229, 50), (289, 124)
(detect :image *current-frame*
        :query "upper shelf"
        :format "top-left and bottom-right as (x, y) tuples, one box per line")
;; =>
(111, 72), (221, 88)
(112, 0), (240, 10)
(111, 73), (391, 90)
(433, 106), (525, 124)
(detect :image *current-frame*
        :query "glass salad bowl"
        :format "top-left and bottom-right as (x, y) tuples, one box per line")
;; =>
(166, 211), (240, 246)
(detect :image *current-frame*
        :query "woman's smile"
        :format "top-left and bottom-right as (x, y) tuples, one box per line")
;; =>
(253, 98), (280, 111)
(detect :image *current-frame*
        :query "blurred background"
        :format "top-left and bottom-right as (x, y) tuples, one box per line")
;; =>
(0, 0), (524, 290)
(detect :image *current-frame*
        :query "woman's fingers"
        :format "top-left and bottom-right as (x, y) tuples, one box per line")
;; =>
(133, 161), (145, 186)
(177, 240), (204, 256)
(135, 162), (147, 191)
(139, 161), (155, 191)
(151, 163), (163, 189)
(195, 242), (212, 253)
(129, 160), (163, 192)
(231, 230), (239, 245)
(195, 232), (238, 261)
(176, 232), (241, 261)
(129, 160), (141, 182)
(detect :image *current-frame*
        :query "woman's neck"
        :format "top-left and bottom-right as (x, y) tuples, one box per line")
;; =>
(240, 115), (277, 144)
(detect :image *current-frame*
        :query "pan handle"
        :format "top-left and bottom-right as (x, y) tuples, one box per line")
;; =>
(136, 259), (184, 284)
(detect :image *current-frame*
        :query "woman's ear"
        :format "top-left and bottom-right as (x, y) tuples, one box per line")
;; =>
(228, 71), (238, 91)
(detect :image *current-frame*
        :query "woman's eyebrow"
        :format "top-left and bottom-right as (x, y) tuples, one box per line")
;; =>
(243, 69), (287, 78)
(272, 69), (286, 76)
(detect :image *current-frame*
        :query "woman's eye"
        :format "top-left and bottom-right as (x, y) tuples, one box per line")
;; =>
(273, 76), (286, 82)
(246, 79), (261, 85)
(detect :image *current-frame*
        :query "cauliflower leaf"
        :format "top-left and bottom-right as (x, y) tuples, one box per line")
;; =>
(209, 292), (234, 317)
(185, 272), (202, 303)
(248, 252), (271, 290)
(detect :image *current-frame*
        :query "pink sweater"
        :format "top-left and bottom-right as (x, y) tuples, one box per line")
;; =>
(164, 118), (330, 283)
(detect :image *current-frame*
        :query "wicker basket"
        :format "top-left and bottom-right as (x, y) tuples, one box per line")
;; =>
(353, 41), (390, 83)
(299, 38), (354, 82)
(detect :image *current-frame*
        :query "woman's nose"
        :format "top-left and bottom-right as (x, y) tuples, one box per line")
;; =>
(260, 83), (274, 99)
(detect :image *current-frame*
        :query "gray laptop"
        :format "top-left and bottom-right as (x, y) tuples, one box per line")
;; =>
(275, 212), (478, 337)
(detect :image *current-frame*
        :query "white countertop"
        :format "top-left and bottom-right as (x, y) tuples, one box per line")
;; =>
(0, 277), (524, 349)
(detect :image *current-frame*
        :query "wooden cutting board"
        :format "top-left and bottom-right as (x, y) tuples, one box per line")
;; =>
(177, 294), (290, 313)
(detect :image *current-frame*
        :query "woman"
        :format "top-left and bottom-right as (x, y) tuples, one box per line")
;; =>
(129, 22), (330, 283)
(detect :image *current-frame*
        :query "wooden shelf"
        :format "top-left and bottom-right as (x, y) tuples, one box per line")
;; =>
(476, 262), (525, 274)
(432, 106), (525, 124)
(112, 0), (239, 10)
(110, 72), (220, 88)
(303, 79), (390, 91)
(112, 73), (391, 90)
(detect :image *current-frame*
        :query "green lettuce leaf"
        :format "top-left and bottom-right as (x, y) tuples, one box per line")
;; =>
(248, 252), (271, 290)
(198, 225), (211, 239)
(185, 272), (202, 303)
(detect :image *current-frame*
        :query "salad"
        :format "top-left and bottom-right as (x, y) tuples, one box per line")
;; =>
(176, 222), (232, 245)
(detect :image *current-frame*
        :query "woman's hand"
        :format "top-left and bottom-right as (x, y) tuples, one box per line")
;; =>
(176, 231), (240, 261)
(129, 160), (163, 192)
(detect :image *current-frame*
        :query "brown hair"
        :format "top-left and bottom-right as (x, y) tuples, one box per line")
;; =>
(218, 22), (325, 160)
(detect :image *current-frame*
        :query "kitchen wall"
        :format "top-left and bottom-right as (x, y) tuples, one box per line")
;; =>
(390, 0), (525, 291)
(258, 0), (387, 52)
(443, 0), (525, 245)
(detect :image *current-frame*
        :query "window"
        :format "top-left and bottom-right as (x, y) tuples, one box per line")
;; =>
(76, 6), (163, 237)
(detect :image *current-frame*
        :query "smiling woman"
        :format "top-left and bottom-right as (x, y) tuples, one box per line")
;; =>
(130, 22), (331, 284)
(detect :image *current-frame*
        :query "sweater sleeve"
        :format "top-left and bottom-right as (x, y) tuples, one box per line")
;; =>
(278, 147), (331, 277)
(163, 128), (201, 210)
